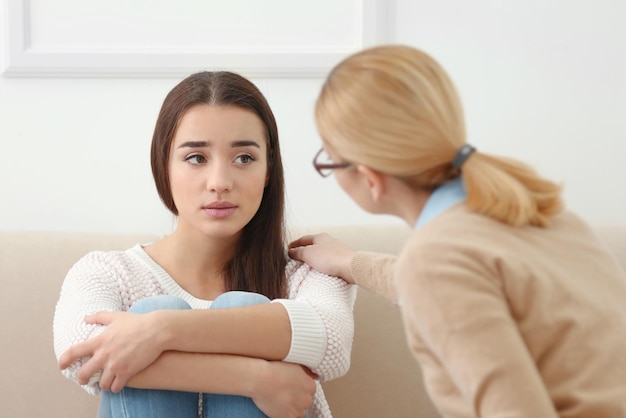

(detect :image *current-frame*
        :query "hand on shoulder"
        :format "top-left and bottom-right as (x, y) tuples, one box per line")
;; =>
(288, 233), (356, 284)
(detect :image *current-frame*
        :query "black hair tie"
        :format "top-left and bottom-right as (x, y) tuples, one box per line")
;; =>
(452, 144), (476, 169)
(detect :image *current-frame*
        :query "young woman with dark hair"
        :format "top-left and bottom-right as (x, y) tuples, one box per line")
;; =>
(54, 71), (355, 418)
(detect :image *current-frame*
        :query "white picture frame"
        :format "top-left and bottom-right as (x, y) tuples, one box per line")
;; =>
(2, 0), (392, 78)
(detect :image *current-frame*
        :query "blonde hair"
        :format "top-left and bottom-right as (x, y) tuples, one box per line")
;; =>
(315, 44), (563, 227)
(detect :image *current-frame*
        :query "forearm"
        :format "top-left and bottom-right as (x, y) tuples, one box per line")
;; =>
(128, 350), (318, 417)
(159, 303), (291, 359)
(127, 351), (261, 395)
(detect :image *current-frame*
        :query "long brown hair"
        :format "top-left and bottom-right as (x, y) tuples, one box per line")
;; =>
(151, 71), (287, 298)
(316, 45), (563, 227)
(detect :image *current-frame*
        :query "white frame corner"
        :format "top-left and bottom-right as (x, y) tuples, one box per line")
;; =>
(2, 0), (393, 78)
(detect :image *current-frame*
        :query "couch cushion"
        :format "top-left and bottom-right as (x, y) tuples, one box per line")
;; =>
(0, 231), (157, 418)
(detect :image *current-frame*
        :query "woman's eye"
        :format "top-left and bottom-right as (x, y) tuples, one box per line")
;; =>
(235, 154), (256, 165)
(185, 154), (207, 165)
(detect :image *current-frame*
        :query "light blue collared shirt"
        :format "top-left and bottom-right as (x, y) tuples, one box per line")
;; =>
(414, 176), (467, 230)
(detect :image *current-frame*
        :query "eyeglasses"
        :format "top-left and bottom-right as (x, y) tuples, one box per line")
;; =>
(312, 148), (352, 178)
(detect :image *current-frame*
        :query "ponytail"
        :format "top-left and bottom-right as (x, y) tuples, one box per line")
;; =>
(460, 151), (563, 227)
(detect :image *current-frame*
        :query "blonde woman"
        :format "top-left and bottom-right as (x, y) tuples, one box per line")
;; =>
(289, 45), (626, 417)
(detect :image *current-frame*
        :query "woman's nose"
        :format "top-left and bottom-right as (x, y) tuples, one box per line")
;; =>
(206, 162), (233, 193)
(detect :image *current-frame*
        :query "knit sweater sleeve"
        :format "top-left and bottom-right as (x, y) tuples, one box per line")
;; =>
(272, 260), (357, 382)
(52, 251), (125, 395)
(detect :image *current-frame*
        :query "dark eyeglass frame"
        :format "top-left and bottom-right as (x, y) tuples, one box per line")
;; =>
(312, 148), (352, 178)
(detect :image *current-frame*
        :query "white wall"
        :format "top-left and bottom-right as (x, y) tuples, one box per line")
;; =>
(1, 0), (625, 235)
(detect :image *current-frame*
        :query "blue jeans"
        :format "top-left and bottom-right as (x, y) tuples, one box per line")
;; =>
(98, 292), (272, 418)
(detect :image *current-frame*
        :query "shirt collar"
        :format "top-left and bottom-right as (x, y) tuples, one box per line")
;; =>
(415, 176), (467, 230)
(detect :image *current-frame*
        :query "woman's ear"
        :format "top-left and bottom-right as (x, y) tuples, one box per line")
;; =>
(356, 165), (387, 202)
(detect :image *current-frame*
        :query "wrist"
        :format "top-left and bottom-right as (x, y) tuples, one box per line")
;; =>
(343, 251), (356, 284)
(343, 253), (355, 284)
(245, 358), (269, 398)
(151, 310), (177, 351)
(348, 252), (370, 285)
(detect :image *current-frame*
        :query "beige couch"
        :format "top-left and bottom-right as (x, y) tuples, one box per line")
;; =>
(2, 225), (625, 418)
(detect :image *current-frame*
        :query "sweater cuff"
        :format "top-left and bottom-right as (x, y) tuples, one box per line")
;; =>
(351, 251), (399, 304)
(351, 251), (374, 288)
(271, 299), (327, 368)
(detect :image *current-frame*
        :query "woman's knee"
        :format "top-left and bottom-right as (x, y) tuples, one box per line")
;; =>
(211, 291), (270, 309)
(129, 295), (191, 314)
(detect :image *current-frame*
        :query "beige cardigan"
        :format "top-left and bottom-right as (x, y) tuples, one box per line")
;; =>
(354, 205), (626, 417)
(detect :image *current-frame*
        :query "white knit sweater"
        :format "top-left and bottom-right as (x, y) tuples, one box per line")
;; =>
(53, 244), (356, 417)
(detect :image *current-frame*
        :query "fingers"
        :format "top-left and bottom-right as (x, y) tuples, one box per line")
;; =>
(288, 234), (315, 249)
(110, 377), (125, 393)
(98, 366), (114, 390)
(76, 354), (106, 385)
(97, 369), (125, 393)
(58, 340), (94, 370)
(289, 232), (333, 248)
(60, 312), (112, 369)
(289, 233), (335, 262)
(83, 311), (117, 325)
(77, 355), (128, 392)
(287, 246), (304, 261)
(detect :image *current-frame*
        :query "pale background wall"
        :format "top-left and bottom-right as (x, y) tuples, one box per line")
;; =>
(1, 0), (624, 235)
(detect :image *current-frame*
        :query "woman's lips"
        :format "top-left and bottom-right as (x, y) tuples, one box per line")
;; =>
(202, 203), (237, 218)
